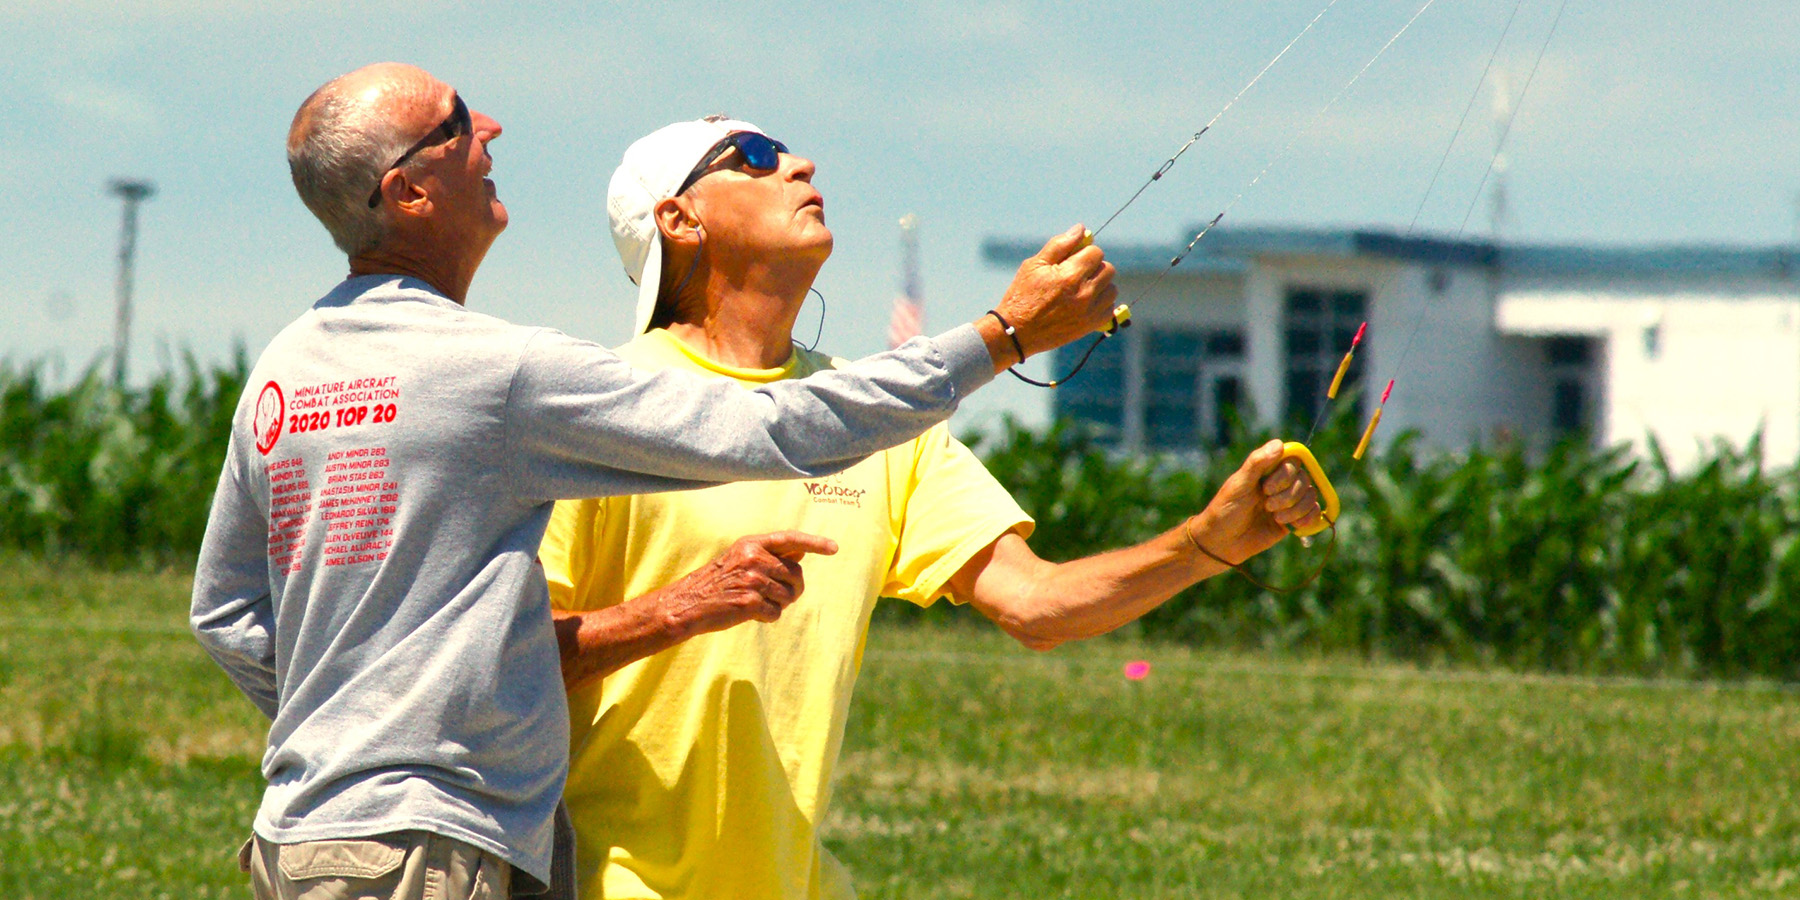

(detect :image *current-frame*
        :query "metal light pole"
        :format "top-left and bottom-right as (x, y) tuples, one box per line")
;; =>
(108, 178), (155, 387)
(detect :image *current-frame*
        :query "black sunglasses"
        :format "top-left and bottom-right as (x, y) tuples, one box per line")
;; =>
(676, 132), (789, 195)
(366, 94), (474, 208)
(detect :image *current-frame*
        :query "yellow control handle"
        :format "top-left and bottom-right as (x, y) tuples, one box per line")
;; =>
(1280, 442), (1339, 538)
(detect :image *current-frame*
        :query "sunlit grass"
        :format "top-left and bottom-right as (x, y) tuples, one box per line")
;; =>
(5, 556), (1800, 897)
(0, 553), (265, 761)
(828, 622), (1800, 898)
(0, 750), (259, 900)
(0, 555), (263, 897)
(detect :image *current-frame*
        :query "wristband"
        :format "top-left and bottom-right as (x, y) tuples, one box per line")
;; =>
(985, 310), (1027, 365)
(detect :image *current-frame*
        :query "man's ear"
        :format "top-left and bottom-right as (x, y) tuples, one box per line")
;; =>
(654, 197), (701, 251)
(391, 169), (431, 218)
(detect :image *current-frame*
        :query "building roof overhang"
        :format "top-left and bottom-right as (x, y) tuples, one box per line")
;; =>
(983, 225), (1800, 282)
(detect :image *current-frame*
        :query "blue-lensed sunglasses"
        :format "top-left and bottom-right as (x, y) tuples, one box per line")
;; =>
(676, 132), (789, 195)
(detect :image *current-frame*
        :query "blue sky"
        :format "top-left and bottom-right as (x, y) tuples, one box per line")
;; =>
(5, 0), (1795, 427)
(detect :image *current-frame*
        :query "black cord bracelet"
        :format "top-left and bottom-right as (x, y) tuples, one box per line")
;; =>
(985, 310), (1027, 364)
(1002, 309), (1131, 389)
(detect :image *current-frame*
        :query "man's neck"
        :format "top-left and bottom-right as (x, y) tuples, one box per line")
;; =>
(664, 283), (808, 370)
(350, 238), (481, 305)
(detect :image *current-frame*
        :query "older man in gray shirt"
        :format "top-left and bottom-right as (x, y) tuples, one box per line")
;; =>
(189, 62), (1117, 900)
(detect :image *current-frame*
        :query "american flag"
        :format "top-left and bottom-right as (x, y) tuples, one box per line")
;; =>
(888, 214), (924, 349)
(887, 296), (923, 348)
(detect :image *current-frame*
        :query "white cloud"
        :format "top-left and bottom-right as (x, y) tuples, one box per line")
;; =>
(918, 0), (1031, 43)
(51, 82), (160, 131)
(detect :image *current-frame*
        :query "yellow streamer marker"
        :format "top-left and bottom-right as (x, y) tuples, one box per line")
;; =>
(1352, 409), (1383, 460)
(1075, 229), (1132, 334)
(1279, 442), (1339, 538)
(1352, 379), (1395, 460)
(1327, 321), (1368, 400)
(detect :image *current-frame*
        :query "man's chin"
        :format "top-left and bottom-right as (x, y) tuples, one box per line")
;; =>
(798, 233), (832, 265)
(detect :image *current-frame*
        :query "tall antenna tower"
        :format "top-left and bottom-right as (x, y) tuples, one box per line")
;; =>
(108, 178), (156, 387)
(1489, 70), (1511, 240)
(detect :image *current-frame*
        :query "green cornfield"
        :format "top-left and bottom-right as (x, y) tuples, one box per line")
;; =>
(0, 356), (245, 562)
(5, 360), (1800, 679)
(971, 416), (1800, 680)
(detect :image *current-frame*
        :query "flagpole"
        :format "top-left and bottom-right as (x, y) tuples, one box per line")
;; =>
(888, 214), (924, 348)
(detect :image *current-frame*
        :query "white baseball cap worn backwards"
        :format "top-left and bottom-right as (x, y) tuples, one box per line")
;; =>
(606, 117), (767, 334)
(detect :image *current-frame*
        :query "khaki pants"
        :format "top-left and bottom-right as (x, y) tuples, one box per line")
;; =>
(241, 831), (510, 900)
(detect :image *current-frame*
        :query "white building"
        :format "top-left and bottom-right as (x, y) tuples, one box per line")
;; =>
(984, 226), (1800, 469)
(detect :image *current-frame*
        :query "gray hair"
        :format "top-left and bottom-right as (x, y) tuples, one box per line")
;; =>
(287, 87), (421, 257)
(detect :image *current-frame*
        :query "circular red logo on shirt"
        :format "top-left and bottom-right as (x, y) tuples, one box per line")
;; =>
(253, 381), (285, 456)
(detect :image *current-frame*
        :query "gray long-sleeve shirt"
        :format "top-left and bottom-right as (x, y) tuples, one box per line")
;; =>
(189, 276), (994, 884)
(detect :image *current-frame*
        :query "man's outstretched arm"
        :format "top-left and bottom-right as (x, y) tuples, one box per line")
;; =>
(513, 226), (1121, 503)
(551, 531), (836, 691)
(948, 440), (1322, 651)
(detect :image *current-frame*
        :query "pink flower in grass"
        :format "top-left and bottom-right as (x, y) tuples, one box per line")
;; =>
(1123, 660), (1151, 680)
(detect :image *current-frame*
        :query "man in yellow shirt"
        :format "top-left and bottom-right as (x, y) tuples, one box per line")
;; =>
(539, 117), (1322, 900)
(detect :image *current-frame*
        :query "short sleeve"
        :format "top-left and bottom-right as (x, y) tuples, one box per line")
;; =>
(882, 424), (1034, 607)
(540, 498), (607, 612)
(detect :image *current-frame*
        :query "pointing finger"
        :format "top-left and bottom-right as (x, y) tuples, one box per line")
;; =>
(755, 531), (839, 560)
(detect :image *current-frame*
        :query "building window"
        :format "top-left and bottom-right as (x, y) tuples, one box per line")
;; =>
(1051, 329), (1128, 441)
(1545, 335), (1592, 366)
(1545, 336), (1596, 438)
(1203, 332), (1246, 447)
(1144, 329), (1202, 449)
(1552, 381), (1585, 434)
(1209, 361), (1238, 446)
(1054, 326), (1245, 450)
(1144, 327), (1246, 450)
(1284, 287), (1368, 425)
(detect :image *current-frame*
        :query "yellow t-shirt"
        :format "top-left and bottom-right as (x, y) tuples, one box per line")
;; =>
(540, 330), (1032, 900)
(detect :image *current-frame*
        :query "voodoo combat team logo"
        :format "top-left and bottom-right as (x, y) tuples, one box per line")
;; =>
(253, 381), (286, 456)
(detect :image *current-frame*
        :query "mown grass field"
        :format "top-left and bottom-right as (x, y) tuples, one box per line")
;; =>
(4, 553), (1800, 898)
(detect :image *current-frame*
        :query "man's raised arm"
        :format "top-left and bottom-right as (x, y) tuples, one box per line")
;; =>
(511, 226), (1119, 502)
